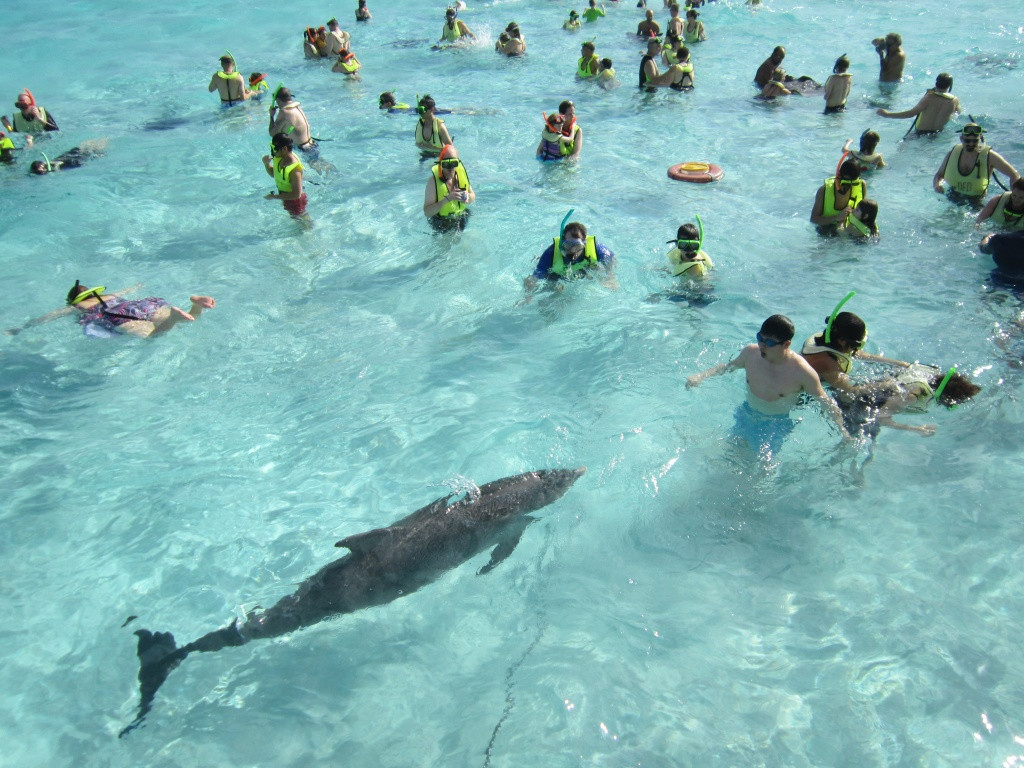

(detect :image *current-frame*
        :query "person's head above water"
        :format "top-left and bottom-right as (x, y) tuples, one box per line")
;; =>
(859, 129), (881, 154)
(833, 54), (850, 73)
(275, 87), (294, 105)
(65, 280), (106, 305)
(219, 55), (234, 70)
(646, 38), (663, 54)
(271, 132), (294, 153)
(818, 311), (866, 352)
(884, 32), (901, 48)
(379, 91), (396, 108)
(935, 72), (953, 91)
(673, 223), (700, 252)
(438, 143), (461, 173)
(837, 159), (862, 182)
(928, 371), (981, 407)
(30, 159), (51, 175)
(758, 315), (795, 347)
(417, 94), (436, 115)
(770, 46), (786, 64)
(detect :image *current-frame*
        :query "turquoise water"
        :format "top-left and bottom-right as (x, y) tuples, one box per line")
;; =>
(3, 0), (1024, 765)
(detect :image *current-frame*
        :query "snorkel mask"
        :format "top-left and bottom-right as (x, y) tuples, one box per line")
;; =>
(667, 214), (704, 251)
(67, 280), (107, 305)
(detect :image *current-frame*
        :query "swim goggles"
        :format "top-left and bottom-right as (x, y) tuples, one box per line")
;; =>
(756, 332), (782, 347)
(961, 124), (985, 136)
(440, 158), (460, 169)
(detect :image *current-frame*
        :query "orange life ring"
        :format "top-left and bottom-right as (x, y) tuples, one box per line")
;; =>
(667, 161), (724, 183)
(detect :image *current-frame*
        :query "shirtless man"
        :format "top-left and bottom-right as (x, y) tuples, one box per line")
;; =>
(873, 33), (905, 82)
(636, 10), (660, 38)
(268, 87), (314, 151)
(876, 73), (959, 135)
(754, 46), (786, 88)
(324, 18), (351, 57)
(687, 314), (851, 449)
(665, 3), (684, 40)
(208, 54), (250, 105)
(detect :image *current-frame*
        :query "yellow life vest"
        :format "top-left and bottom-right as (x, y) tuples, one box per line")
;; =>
(577, 54), (597, 78)
(415, 117), (444, 149)
(0, 136), (14, 151)
(431, 162), (470, 217)
(993, 192), (1024, 230)
(441, 22), (462, 42)
(667, 248), (712, 277)
(336, 54), (361, 74)
(801, 336), (853, 374)
(550, 236), (598, 277)
(12, 106), (50, 134)
(845, 216), (873, 237)
(273, 156), (304, 193)
(599, 67), (616, 80)
(943, 144), (991, 196)
(683, 21), (702, 43)
(822, 177), (865, 220)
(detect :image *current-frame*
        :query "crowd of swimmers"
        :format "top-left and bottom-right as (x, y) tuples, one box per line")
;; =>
(5, 1), (1021, 456)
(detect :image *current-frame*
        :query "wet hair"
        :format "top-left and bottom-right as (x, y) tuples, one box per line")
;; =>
(271, 132), (294, 151)
(581, 41), (595, 53)
(885, 32), (902, 46)
(670, 3), (680, 12)
(1011, 178), (1024, 193)
(855, 199), (879, 234)
(558, 100), (574, 115)
(30, 160), (48, 174)
(760, 315), (795, 343)
(686, 9), (698, 18)
(276, 87), (292, 102)
(771, 46), (786, 61)
(935, 72), (953, 90)
(833, 54), (850, 73)
(677, 45), (691, 62)
(929, 372), (981, 406)
(676, 223), (699, 248)
(816, 311), (865, 350)
(378, 91), (396, 108)
(418, 94), (436, 112)
(563, 222), (588, 240)
(498, 33), (510, 44)
(220, 56), (233, 66)
(859, 129), (881, 154)
(600, 58), (613, 69)
(838, 159), (862, 182)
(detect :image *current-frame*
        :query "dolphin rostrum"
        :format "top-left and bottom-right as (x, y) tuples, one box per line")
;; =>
(120, 467), (586, 737)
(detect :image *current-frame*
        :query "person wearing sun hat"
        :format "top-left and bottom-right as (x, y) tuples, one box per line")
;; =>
(2, 90), (59, 136)
(208, 53), (249, 105)
(423, 144), (474, 231)
(932, 122), (1019, 201)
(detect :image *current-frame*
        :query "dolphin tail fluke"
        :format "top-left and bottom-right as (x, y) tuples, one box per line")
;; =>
(120, 621), (246, 738)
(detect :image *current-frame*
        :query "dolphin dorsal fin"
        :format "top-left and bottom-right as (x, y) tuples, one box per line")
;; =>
(335, 527), (389, 553)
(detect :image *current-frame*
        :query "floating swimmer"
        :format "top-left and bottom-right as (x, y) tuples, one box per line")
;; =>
(524, 214), (617, 298)
(355, 0), (371, 20)
(248, 73), (269, 99)
(438, 7), (475, 46)
(667, 217), (712, 278)
(978, 177), (1024, 230)
(564, 10), (582, 30)
(4, 281), (215, 339)
(29, 139), (107, 175)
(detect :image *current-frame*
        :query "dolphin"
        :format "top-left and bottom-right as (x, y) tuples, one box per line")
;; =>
(120, 467), (585, 737)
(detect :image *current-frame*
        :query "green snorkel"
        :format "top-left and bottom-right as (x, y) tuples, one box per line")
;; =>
(272, 82), (285, 102)
(41, 152), (52, 172)
(824, 291), (856, 345)
(932, 366), (958, 410)
(669, 215), (705, 250)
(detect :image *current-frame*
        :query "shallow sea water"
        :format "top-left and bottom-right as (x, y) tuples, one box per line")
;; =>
(3, 1), (1024, 766)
